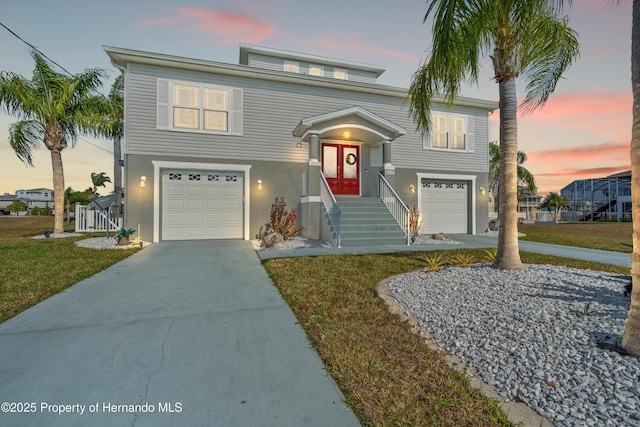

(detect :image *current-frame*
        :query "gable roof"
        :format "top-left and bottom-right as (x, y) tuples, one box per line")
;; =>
(293, 106), (406, 141)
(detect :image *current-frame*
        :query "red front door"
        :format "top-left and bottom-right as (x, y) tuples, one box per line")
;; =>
(322, 143), (360, 195)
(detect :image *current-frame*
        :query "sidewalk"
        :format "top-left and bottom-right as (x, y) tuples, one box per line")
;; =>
(257, 234), (631, 268)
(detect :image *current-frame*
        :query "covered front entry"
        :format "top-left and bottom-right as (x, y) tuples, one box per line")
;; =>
(322, 143), (359, 195)
(161, 169), (244, 240)
(421, 179), (469, 234)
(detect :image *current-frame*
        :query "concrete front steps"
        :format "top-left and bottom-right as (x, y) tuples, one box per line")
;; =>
(332, 196), (407, 247)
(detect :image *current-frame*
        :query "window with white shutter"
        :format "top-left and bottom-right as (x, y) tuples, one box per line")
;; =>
(157, 80), (243, 136)
(423, 112), (474, 152)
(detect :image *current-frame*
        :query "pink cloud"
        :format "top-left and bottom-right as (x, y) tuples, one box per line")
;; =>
(527, 141), (630, 164)
(134, 7), (276, 45)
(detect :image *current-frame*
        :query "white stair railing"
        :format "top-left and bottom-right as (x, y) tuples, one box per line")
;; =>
(378, 173), (410, 245)
(320, 173), (341, 247)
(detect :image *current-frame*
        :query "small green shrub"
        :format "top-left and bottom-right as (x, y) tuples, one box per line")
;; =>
(115, 227), (136, 244)
(421, 253), (448, 272)
(481, 248), (497, 263)
(450, 253), (476, 267)
(30, 206), (42, 216)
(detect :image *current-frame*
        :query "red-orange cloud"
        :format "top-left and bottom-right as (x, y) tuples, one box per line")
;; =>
(134, 7), (276, 45)
(493, 90), (632, 143)
(527, 141), (630, 164)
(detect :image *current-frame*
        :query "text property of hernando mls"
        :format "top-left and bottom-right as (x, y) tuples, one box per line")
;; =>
(1, 401), (183, 415)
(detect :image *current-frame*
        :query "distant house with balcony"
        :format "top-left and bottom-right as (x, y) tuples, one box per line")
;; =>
(0, 188), (55, 214)
(488, 185), (541, 222)
(560, 170), (631, 222)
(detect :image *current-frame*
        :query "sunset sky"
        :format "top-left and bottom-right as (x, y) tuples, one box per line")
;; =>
(0, 0), (633, 196)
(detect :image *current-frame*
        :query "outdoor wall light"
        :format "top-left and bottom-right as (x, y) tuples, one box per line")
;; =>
(296, 142), (302, 148)
(257, 179), (263, 190)
(480, 186), (486, 195)
(140, 176), (146, 188)
(409, 184), (415, 194)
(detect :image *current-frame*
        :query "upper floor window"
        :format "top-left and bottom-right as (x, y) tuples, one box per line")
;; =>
(309, 65), (323, 77)
(333, 68), (348, 80)
(284, 60), (299, 73)
(157, 79), (243, 136)
(424, 113), (475, 152)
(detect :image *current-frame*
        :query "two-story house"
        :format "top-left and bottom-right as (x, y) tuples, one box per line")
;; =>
(105, 44), (497, 245)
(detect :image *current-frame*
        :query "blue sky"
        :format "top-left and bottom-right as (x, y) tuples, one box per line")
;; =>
(0, 0), (633, 195)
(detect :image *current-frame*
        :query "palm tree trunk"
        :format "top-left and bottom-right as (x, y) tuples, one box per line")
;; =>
(113, 135), (123, 217)
(494, 77), (523, 270)
(50, 149), (65, 234)
(621, 0), (640, 356)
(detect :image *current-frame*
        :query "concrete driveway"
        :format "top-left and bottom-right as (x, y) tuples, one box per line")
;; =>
(0, 240), (359, 427)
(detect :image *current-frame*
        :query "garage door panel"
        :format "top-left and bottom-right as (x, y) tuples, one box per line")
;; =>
(421, 179), (468, 234)
(186, 186), (203, 197)
(162, 169), (244, 240)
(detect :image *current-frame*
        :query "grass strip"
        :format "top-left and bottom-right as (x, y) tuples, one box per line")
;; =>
(263, 248), (627, 426)
(0, 234), (140, 323)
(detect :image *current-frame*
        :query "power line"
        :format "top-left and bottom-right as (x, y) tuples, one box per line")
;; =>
(0, 21), (73, 76)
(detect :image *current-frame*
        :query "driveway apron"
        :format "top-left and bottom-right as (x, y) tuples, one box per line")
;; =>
(0, 240), (360, 427)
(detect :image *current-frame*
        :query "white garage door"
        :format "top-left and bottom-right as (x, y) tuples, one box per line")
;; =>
(162, 170), (243, 240)
(421, 180), (468, 234)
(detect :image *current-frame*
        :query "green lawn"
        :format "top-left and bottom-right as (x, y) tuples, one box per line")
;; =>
(2, 216), (632, 426)
(0, 217), (139, 323)
(263, 250), (627, 427)
(519, 222), (632, 253)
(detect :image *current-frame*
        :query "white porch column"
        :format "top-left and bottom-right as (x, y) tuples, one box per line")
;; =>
(382, 138), (395, 186)
(301, 132), (322, 239)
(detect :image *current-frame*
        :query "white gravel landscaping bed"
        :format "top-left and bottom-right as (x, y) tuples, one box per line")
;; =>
(251, 236), (332, 251)
(388, 264), (639, 427)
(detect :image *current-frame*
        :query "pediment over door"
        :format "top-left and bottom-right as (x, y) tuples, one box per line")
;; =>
(292, 106), (406, 143)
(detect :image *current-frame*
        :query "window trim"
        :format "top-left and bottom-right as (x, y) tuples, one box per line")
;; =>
(333, 68), (348, 80)
(284, 60), (299, 73)
(309, 64), (324, 77)
(423, 112), (473, 152)
(166, 80), (238, 136)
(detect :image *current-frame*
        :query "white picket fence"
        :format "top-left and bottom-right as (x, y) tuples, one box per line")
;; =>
(75, 204), (122, 232)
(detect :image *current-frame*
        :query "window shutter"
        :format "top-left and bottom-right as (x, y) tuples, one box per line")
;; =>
(423, 129), (431, 149)
(466, 115), (475, 153)
(157, 79), (170, 130)
(229, 88), (243, 136)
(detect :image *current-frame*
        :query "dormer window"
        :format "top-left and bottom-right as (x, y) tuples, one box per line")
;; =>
(309, 65), (323, 77)
(284, 60), (299, 73)
(334, 68), (348, 80)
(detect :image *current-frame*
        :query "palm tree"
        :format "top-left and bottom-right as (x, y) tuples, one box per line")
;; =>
(94, 75), (124, 215)
(489, 141), (536, 212)
(408, 0), (579, 270)
(90, 172), (112, 196)
(0, 50), (106, 234)
(619, 0), (640, 356)
(539, 192), (569, 223)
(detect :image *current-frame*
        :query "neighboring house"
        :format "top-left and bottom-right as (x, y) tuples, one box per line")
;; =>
(0, 188), (54, 214)
(15, 188), (55, 211)
(0, 193), (17, 214)
(518, 186), (542, 221)
(105, 45), (497, 245)
(561, 170), (631, 222)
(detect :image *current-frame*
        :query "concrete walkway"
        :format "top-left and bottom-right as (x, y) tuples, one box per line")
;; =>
(258, 234), (632, 268)
(0, 240), (360, 427)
